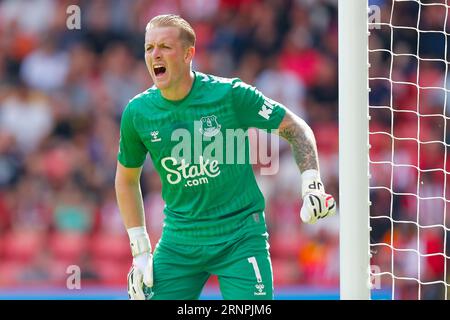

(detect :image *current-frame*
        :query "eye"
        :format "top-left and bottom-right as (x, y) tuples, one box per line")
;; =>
(145, 46), (153, 52)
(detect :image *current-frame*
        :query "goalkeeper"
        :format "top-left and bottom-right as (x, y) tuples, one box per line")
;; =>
(115, 14), (336, 300)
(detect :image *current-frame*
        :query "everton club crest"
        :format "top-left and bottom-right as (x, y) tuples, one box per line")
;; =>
(199, 115), (221, 137)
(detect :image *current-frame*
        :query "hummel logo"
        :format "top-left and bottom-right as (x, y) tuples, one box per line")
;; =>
(151, 131), (161, 142)
(254, 283), (266, 296)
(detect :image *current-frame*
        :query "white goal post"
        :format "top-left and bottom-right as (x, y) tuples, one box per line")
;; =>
(339, 0), (371, 300)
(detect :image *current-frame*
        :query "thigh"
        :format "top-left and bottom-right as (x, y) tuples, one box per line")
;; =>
(148, 240), (210, 300)
(212, 234), (274, 300)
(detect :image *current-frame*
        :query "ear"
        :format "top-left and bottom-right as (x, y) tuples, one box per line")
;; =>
(184, 46), (195, 63)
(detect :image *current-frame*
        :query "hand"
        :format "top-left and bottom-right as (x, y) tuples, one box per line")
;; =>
(300, 171), (336, 224)
(127, 227), (153, 300)
(128, 251), (153, 300)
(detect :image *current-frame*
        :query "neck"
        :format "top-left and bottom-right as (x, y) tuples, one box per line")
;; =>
(160, 70), (195, 101)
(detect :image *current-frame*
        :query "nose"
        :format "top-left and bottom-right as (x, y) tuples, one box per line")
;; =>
(152, 47), (161, 60)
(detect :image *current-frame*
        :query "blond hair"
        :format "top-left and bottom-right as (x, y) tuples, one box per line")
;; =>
(146, 14), (196, 48)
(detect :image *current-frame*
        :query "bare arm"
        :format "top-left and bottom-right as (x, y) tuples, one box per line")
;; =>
(115, 161), (146, 228)
(116, 161), (153, 297)
(277, 108), (319, 173)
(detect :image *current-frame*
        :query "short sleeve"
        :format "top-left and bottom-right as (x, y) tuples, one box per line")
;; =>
(231, 79), (286, 130)
(117, 104), (147, 168)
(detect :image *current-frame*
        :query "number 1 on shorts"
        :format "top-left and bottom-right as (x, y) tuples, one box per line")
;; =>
(247, 256), (262, 283)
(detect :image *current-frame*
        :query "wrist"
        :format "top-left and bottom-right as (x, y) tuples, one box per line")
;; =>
(301, 169), (320, 182)
(127, 226), (151, 257)
(127, 226), (147, 240)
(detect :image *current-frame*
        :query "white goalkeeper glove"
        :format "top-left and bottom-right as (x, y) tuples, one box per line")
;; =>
(300, 170), (336, 224)
(127, 226), (153, 300)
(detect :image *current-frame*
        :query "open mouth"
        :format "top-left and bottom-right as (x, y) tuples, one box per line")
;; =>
(154, 66), (166, 77)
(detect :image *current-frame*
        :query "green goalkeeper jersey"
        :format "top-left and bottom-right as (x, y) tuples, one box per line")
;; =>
(118, 71), (286, 244)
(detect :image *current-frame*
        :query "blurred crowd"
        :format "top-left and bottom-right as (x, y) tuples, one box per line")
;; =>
(368, 0), (450, 299)
(0, 0), (340, 292)
(1, 0), (448, 300)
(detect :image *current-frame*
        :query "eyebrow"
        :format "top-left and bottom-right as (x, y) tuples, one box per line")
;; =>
(144, 41), (174, 47)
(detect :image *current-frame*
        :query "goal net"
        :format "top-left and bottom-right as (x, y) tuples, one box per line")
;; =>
(368, 0), (449, 299)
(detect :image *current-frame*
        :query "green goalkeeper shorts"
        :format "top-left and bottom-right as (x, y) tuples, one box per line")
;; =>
(146, 232), (273, 300)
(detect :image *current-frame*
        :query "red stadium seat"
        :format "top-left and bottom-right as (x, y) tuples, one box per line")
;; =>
(0, 261), (28, 286)
(49, 231), (88, 263)
(89, 231), (130, 262)
(269, 228), (303, 258)
(271, 257), (300, 286)
(92, 258), (130, 286)
(1, 229), (46, 263)
(313, 123), (339, 155)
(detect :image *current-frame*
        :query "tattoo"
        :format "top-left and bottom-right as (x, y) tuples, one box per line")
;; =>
(278, 112), (319, 173)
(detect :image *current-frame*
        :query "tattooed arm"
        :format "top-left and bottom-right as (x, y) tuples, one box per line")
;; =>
(276, 108), (336, 224)
(277, 108), (319, 173)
